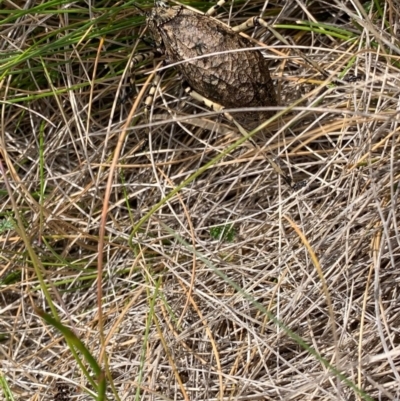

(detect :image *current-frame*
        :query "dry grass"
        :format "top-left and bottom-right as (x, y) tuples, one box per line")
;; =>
(1, 0), (400, 400)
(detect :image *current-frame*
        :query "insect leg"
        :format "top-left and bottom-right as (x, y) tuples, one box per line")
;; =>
(184, 86), (226, 117)
(184, 85), (293, 187)
(130, 51), (157, 69)
(144, 72), (162, 114)
(129, 50), (166, 111)
(130, 51), (158, 86)
(205, 0), (226, 16)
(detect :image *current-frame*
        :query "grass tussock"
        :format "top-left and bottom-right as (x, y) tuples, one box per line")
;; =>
(1, 0), (400, 400)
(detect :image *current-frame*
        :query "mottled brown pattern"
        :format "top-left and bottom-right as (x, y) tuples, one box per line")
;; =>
(147, 4), (277, 129)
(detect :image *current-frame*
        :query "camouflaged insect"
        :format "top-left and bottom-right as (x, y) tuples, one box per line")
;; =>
(142, 1), (278, 129)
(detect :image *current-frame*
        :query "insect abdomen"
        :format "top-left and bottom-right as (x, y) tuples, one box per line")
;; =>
(152, 7), (277, 128)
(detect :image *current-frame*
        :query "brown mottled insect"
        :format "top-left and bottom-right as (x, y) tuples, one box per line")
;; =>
(132, 0), (278, 130)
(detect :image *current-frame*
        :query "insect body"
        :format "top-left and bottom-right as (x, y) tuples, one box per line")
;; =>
(141, 1), (278, 129)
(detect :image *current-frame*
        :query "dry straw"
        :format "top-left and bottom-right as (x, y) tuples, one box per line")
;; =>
(1, 0), (399, 400)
